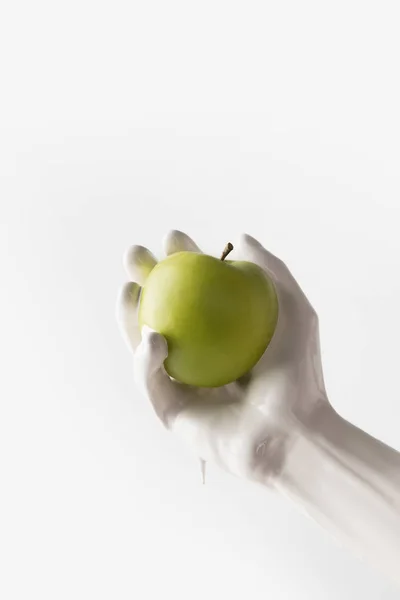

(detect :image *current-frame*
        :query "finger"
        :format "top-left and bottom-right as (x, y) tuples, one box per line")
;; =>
(163, 230), (202, 256)
(134, 326), (190, 428)
(116, 282), (142, 353)
(235, 233), (299, 292)
(124, 245), (157, 285)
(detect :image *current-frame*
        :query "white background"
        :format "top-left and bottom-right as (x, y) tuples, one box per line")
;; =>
(2, 1), (400, 598)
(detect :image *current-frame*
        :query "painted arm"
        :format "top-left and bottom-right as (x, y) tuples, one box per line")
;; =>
(117, 230), (400, 586)
(276, 402), (400, 584)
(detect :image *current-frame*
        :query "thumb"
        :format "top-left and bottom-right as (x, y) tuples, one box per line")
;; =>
(134, 327), (188, 428)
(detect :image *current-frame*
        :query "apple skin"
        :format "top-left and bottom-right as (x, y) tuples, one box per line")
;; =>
(138, 251), (278, 387)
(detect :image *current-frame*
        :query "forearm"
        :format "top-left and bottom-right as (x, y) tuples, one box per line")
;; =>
(275, 404), (400, 584)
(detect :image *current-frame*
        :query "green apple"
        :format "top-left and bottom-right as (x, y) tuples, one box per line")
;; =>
(138, 244), (278, 387)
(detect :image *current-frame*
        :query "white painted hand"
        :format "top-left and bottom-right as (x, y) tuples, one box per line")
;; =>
(117, 231), (327, 485)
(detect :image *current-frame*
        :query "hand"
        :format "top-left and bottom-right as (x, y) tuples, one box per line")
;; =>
(117, 231), (328, 485)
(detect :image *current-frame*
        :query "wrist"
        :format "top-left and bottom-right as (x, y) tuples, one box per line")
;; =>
(249, 398), (332, 488)
(274, 398), (400, 502)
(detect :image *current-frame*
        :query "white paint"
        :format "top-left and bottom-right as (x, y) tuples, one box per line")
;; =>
(120, 231), (400, 586)
(199, 459), (206, 485)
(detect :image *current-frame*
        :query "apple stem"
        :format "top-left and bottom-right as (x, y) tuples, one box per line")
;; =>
(220, 242), (234, 261)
